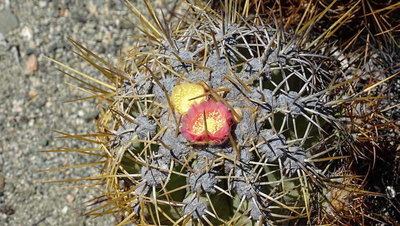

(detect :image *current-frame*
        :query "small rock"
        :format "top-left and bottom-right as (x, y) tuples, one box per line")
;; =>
(61, 206), (68, 214)
(12, 99), (23, 113)
(28, 90), (38, 98)
(0, 32), (5, 43)
(59, 8), (70, 17)
(0, 175), (5, 191)
(20, 26), (33, 40)
(84, 110), (99, 122)
(88, 3), (97, 15)
(38, 139), (49, 147)
(77, 110), (85, 117)
(66, 194), (74, 203)
(0, 204), (15, 215)
(25, 47), (37, 56)
(25, 55), (39, 74)
(0, 10), (19, 34)
(38, 1), (47, 8)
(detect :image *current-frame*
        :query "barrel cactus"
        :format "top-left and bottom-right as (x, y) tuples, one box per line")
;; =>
(44, 0), (399, 224)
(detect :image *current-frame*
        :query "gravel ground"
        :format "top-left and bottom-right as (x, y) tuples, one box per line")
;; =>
(0, 0), (157, 225)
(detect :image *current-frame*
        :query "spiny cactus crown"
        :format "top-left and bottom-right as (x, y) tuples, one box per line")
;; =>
(106, 4), (341, 224)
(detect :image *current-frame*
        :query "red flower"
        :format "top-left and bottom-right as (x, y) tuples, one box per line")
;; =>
(182, 100), (232, 145)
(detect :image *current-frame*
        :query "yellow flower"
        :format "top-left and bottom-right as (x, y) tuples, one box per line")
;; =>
(171, 82), (207, 114)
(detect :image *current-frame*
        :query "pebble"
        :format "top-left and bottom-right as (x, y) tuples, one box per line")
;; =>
(0, 205), (15, 216)
(0, 32), (5, 43)
(61, 206), (68, 214)
(0, 175), (5, 191)
(66, 194), (74, 203)
(20, 26), (32, 40)
(25, 54), (39, 73)
(0, 10), (19, 34)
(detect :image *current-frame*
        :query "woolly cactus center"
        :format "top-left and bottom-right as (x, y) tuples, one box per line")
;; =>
(192, 111), (225, 135)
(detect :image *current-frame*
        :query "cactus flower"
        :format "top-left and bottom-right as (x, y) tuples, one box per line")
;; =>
(170, 82), (207, 114)
(182, 100), (232, 145)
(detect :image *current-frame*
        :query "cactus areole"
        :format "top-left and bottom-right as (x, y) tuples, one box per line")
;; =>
(182, 100), (232, 145)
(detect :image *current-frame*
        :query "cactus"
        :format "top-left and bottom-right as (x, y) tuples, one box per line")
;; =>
(43, 0), (399, 225)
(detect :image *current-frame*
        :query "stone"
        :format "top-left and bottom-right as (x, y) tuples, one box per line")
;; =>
(0, 204), (15, 215)
(0, 175), (5, 191)
(0, 32), (5, 44)
(20, 26), (33, 40)
(25, 55), (39, 74)
(38, 0), (47, 8)
(0, 10), (19, 34)
(66, 194), (74, 203)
